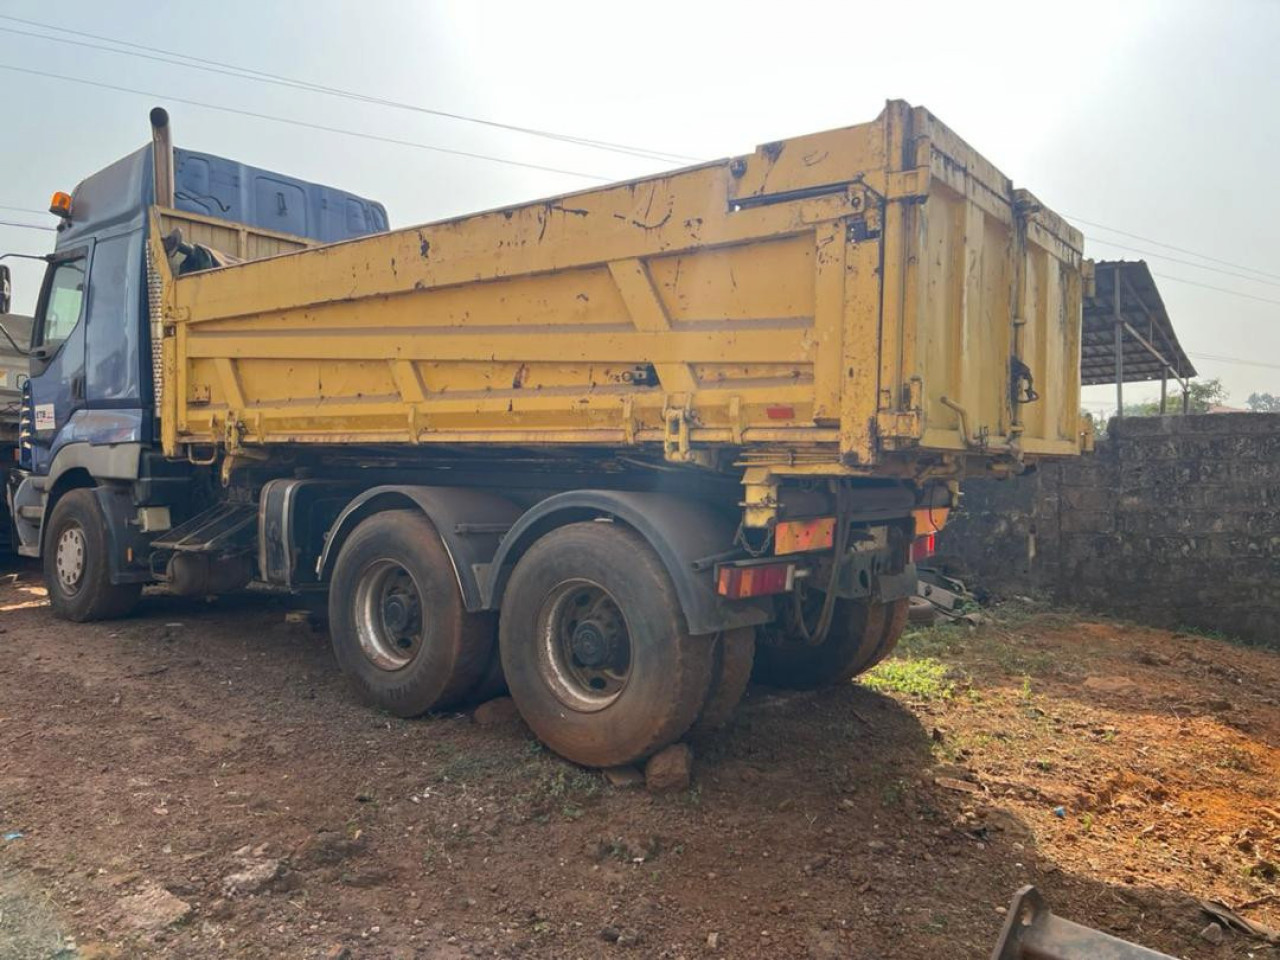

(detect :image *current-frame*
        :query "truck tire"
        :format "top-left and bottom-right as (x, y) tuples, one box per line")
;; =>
(691, 627), (756, 732)
(328, 510), (492, 717)
(855, 596), (910, 673)
(499, 522), (715, 768)
(752, 596), (908, 690)
(467, 631), (508, 703)
(43, 489), (142, 622)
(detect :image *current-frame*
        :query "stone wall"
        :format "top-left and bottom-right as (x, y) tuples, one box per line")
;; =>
(937, 413), (1280, 644)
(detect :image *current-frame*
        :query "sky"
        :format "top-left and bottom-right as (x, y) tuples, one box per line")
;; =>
(1, 0), (1277, 414)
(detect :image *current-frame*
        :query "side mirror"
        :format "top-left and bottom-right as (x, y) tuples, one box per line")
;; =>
(0, 264), (10, 314)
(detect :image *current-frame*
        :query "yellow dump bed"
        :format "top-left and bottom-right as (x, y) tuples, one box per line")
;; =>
(154, 100), (1084, 475)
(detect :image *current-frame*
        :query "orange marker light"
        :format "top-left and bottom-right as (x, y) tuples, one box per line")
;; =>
(49, 192), (73, 218)
(912, 506), (950, 535)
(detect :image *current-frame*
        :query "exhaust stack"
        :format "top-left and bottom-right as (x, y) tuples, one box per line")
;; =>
(149, 107), (175, 208)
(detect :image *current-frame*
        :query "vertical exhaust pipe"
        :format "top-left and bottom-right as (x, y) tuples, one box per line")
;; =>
(150, 106), (175, 208)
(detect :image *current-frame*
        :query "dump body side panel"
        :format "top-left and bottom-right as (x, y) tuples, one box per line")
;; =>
(161, 154), (871, 460)
(159, 102), (1083, 474)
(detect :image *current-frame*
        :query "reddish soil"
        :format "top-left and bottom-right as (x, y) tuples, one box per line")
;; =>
(1, 560), (1277, 959)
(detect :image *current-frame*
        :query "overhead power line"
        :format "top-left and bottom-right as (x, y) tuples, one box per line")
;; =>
(0, 203), (49, 217)
(1087, 237), (1280, 290)
(1150, 272), (1280, 308)
(0, 62), (615, 182)
(1068, 212), (1280, 284)
(0, 218), (54, 232)
(1187, 352), (1280, 372)
(0, 15), (698, 166)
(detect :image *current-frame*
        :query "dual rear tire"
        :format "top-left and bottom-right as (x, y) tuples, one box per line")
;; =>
(497, 522), (723, 767)
(327, 510), (903, 767)
(752, 590), (910, 689)
(328, 510), (493, 716)
(328, 516), (750, 767)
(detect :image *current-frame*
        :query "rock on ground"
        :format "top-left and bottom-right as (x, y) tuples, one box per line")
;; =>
(645, 743), (692, 792)
(221, 858), (281, 897)
(1198, 921), (1225, 945)
(117, 884), (191, 932)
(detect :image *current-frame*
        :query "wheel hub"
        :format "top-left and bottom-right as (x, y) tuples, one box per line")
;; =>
(382, 594), (412, 634)
(539, 580), (632, 712)
(354, 560), (426, 671)
(55, 526), (87, 593)
(570, 621), (612, 668)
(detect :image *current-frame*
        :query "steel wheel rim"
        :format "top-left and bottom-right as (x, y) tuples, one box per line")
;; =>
(55, 525), (87, 595)
(537, 579), (632, 712)
(354, 559), (426, 671)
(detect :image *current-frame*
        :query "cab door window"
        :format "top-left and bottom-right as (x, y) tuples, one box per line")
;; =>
(38, 257), (87, 350)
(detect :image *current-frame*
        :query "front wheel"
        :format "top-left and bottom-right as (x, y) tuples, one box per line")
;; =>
(499, 522), (715, 768)
(329, 510), (493, 716)
(43, 488), (141, 622)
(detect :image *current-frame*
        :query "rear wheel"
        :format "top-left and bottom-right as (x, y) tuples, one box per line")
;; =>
(329, 510), (492, 716)
(43, 488), (141, 622)
(691, 627), (756, 731)
(858, 596), (909, 673)
(499, 522), (715, 768)
(468, 639), (508, 703)
(752, 589), (909, 690)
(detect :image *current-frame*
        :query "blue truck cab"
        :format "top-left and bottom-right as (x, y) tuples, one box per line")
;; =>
(1, 110), (387, 580)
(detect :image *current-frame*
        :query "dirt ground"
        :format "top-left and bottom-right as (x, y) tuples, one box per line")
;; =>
(1, 559), (1277, 960)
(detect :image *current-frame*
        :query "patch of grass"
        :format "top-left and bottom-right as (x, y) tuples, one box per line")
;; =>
(880, 779), (908, 808)
(861, 657), (954, 700)
(434, 748), (519, 783)
(1178, 623), (1278, 653)
(897, 607), (1074, 682)
(896, 623), (971, 660)
(535, 765), (602, 802)
(516, 761), (603, 818)
(988, 641), (1059, 678)
(1215, 747), (1257, 773)
(0, 871), (69, 960)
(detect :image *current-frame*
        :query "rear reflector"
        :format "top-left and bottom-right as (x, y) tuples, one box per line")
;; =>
(910, 533), (936, 563)
(716, 562), (795, 599)
(775, 516), (836, 555)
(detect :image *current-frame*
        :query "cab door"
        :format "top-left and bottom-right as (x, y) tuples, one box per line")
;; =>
(28, 243), (92, 474)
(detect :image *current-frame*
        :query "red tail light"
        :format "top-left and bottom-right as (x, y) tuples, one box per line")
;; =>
(716, 562), (795, 599)
(910, 533), (936, 563)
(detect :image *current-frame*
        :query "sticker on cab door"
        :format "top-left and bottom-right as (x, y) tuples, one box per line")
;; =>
(33, 403), (56, 431)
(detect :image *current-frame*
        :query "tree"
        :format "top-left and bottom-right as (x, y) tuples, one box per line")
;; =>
(1246, 391), (1280, 412)
(1121, 377), (1228, 417)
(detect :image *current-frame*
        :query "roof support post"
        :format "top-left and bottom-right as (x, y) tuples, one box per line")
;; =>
(1113, 264), (1124, 417)
(1160, 368), (1168, 414)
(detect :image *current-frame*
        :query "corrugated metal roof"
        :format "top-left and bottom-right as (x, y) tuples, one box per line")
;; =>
(1081, 261), (1196, 386)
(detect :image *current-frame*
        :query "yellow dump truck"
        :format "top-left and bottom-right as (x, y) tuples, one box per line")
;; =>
(3, 102), (1084, 767)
